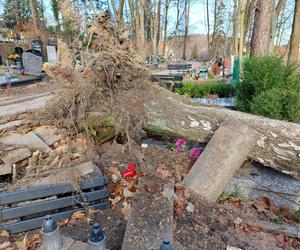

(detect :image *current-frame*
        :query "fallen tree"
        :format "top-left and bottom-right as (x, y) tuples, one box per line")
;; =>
(40, 12), (300, 179)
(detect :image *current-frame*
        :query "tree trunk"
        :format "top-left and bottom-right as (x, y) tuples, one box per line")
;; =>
(14, 0), (20, 30)
(239, 0), (246, 75)
(206, 0), (210, 57)
(162, 0), (170, 56)
(144, 86), (300, 179)
(139, 0), (146, 59)
(269, 0), (286, 54)
(182, 0), (190, 60)
(250, 0), (274, 56)
(29, 0), (39, 35)
(44, 12), (300, 183)
(232, 0), (238, 55)
(156, 0), (161, 54)
(288, 0), (300, 65)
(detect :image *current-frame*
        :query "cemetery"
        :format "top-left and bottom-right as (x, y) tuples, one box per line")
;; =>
(0, 0), (299, 250)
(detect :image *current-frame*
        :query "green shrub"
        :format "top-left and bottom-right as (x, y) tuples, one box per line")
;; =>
(176, 82), (236, 98)
(236, 56), (300, 123)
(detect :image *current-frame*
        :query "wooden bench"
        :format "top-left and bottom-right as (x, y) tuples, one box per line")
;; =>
(0, 176), (109, 233)
(167, 64), (192, 74)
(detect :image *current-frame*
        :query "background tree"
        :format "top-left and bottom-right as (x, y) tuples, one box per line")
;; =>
(250, 0), (275, 56)
(51, 0), (61, 33)
(288, 0), (300, 65)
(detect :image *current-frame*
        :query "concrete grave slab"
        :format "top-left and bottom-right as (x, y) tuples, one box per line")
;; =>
(0, 148), (31, 165)
(226, 163), (300, 211)
(33, 127), (62, 146)
(0, 132), (51, 153)
(0, 120), (24, 131)
(183, 118), (258, 202)
(0, 164), (12, 176)
(122, 176), (174, 250)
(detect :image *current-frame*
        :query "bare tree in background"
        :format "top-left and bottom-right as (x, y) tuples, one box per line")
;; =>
(182, 0), (190, 60)
(29, 0), (39, 34)
(288, 0), (300, 65)
(250, 0), (274, 56)
(269, 0), (287, 53)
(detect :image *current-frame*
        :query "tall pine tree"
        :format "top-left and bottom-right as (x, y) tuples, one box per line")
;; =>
(1, 0), (43, 29)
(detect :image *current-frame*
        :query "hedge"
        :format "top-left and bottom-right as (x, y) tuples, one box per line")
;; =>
(176, 82), (236, 98)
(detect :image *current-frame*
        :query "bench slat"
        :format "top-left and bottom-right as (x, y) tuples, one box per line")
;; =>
(0, 202), (109, 234)
(0, 188), (109, 221)
(0, 176), (107, 205)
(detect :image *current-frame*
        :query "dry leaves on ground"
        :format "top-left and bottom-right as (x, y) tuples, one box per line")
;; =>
(23, 233), (41, 250)
(0, 230), (9, 238)
(156, 163), (172, 180)
(121, 200), (132, 220)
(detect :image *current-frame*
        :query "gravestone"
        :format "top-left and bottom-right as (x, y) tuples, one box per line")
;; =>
(22, 51), (43, 76)
(46, 46), (57, 63)
(31, 40), (43, 54)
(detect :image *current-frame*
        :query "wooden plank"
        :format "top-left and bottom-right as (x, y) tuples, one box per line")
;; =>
(0, 188), (109, 221)
(0, 201), (110, 234)
(0, 176), (107, 205)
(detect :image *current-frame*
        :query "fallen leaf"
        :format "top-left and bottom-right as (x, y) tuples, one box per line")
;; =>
(0, 242), (11, 249)
(71, 211), (85, 220)
(0, 230), (9, 238)
(227, 197), (242, 208)
(109, 196), (122, 206)
(253, 197), (270, 212)
(58, 218), (69, 227)
(175, 196), (187, 217)
(242, 224), (263, 233)
(274, 234), (286, 244)
(156, 163), (172, 180)
(121, 201), (132, 220)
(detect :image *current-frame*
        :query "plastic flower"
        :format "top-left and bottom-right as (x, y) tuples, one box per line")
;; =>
(175, 138), (187, 154)
(189, 147), (202, 160)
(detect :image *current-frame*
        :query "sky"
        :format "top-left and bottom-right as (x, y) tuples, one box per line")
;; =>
(0, 0), (295, 42)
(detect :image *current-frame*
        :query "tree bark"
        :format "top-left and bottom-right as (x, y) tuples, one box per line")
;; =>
(29, 0), (39, 35)
(206, 0), (210, 57)
(162, 0), (170, 56)
(156, 0), (161, 54)
(232, 0), (238, 55)
(144, 85), (300, 179)
(250, 0), (275, 56)
(182, 0), (190, 60)
(239, 0), (246, 75)
(288, 0), (300, 65)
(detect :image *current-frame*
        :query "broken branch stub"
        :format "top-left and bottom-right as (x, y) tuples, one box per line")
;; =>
(183, 118), (258, 202)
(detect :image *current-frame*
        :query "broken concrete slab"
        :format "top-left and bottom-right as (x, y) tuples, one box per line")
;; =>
(29, 161), (102, 186)
(226, 163), (300, 211)
(0, 132), (51, 153)
(183, 118), (258, 202)
(121, 177), (174, 250)
(0, 120), (24, 131)
(0, 148), (31, 165)
(0, 164), (12, 176)
(33, 127), (62, 146)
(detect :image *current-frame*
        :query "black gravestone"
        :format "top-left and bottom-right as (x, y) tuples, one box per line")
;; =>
(31, 40), (43, 55)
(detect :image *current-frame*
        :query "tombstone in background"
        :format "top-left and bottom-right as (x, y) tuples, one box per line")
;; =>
(22, 49), (43, 76)
(31, 40), (43, 55)
(46, 46), (57, 63)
